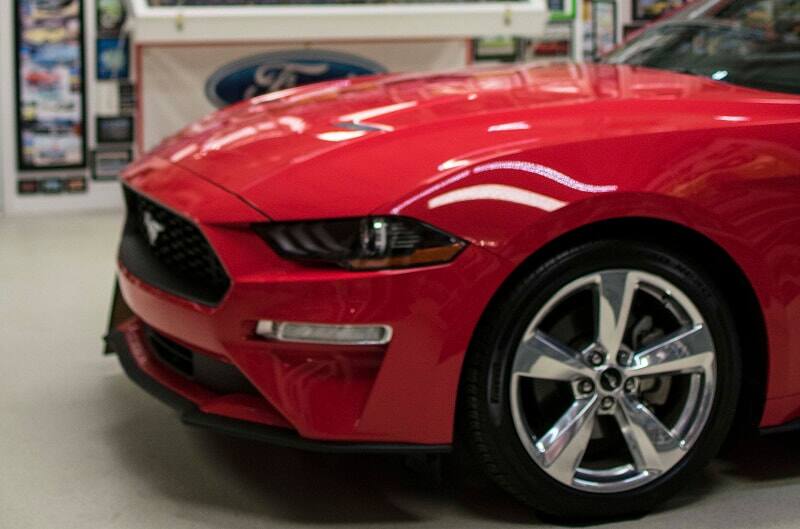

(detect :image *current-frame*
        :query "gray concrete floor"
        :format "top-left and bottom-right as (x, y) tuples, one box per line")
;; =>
(3, 211), (800, 529)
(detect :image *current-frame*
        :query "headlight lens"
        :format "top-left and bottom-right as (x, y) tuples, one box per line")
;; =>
(254, 216), (466, 270)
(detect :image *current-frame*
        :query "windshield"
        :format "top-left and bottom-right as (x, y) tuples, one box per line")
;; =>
(605, 0), (800, 94)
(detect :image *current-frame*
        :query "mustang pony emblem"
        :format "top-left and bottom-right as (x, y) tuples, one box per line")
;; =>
(142, 211), (164, 246)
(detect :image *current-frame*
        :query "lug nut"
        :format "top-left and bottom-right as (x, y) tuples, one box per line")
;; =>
(588, 352), (605, 367)
(578, 379), (595, 395)
(624, 378), (638, 393)
(617, 351), (630, 366)
(601, 397), (615, 410)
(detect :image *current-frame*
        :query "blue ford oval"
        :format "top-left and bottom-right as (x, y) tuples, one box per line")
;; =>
(205, 49), (387, 108)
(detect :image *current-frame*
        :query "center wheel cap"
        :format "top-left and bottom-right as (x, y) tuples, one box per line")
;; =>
(599, 368), (623, 392)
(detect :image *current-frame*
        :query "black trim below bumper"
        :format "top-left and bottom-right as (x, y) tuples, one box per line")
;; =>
(105, 329), (451, 455)
(759, 419), (800, 436)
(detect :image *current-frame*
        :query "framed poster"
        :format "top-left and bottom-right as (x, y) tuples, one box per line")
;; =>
(17, 179), (38, 195)
(64, 176), (88, 193)
(473, 36), (522, 62)
(118, 80), (135, 114)
(592, 0), (617, 58)
(38, 177), (64, 194)
(96, 38), (129, 79)
(14, 0), (87, 170)
(96, 0), (126, 35)
(549, 0), (577, 21)
(97, 116), (133, 143)
(92, 148), (132, 180)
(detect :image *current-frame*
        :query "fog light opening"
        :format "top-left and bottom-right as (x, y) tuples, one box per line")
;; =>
(255, 320), (393, 345)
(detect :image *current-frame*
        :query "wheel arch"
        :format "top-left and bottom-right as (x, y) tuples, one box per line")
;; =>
(457, 216), (768, 444)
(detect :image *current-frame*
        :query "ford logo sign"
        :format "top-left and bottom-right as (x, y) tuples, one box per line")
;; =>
(205, 49), (387, 108)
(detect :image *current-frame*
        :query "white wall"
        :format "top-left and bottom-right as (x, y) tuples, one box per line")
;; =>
(0, 0), (123, 216)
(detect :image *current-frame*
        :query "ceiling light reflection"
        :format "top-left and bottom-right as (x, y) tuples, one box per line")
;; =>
(316, 130), (368, 142)
(488, 121), (531, 132)
(278, 116), (308, 133)
(203, 126), (257, 151)
(169, 143), (198, 163)
(714, 115), (750, 122)
(339, 101), (418, 124)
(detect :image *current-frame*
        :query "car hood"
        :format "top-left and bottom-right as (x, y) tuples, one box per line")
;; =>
(128, 63), (791, 220)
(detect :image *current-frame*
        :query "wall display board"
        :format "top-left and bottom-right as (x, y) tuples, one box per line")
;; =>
(14, 0), (86, 170)
(139, 43), (468, 150)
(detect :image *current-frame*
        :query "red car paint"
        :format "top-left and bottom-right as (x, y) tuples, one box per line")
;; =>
(118, 63), (800, 444)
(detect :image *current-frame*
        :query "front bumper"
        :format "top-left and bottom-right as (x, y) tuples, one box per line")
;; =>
(112, 165), (509, 447)
(106, 323), (449, 453)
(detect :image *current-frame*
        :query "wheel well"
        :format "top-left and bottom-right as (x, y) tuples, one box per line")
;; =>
(464, 216), (768, 440)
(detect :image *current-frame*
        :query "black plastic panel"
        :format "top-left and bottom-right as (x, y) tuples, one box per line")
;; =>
(146, 328), (259, 396)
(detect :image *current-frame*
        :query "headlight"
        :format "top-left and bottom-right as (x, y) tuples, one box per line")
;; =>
(254, 216), (466, 270)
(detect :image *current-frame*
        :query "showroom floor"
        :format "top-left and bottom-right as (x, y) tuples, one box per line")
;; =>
(3, 211), (800, 529)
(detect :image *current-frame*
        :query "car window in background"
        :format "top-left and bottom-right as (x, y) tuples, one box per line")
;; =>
(605, 0), (800, 94)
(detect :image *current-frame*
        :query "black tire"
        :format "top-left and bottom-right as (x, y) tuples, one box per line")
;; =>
(459, 239), (742, 521)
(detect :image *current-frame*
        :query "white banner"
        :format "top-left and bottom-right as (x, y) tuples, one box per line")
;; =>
(140, 41), (469, 150)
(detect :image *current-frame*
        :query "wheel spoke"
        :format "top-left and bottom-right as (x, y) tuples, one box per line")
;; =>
(628, 325), (714, 377)
(536, 396), (599, 485)
(595, 271), (638, 363)
(513, 331), (594, 381)
(615, 395), (684, 473)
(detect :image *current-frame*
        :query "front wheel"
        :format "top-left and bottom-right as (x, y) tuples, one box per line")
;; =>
(460, 239), (741, 520)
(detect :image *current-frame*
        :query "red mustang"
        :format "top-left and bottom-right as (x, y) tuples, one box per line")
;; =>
(107, 0), (800, 519)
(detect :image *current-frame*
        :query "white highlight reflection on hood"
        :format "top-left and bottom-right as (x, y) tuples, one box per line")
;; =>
(338, 101), (418, 125)
(474, 161), (617, 193)
(393, 159), (616, 214)
(203, 126), (257, 151)
(278, 115), (308, 133)
(488, 121), (531, 132)
(170, 143), (198, 163)
(428, 184), (566, 212)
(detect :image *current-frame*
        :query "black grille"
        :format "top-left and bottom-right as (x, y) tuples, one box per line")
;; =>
(120, 187), (230, 305)
(146, 328), (259, 396)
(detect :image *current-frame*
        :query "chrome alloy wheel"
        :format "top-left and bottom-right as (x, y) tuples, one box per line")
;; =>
(509, 270), (716, 493)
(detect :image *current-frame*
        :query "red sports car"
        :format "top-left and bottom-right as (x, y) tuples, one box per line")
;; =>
(107, 0), (800, 519)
